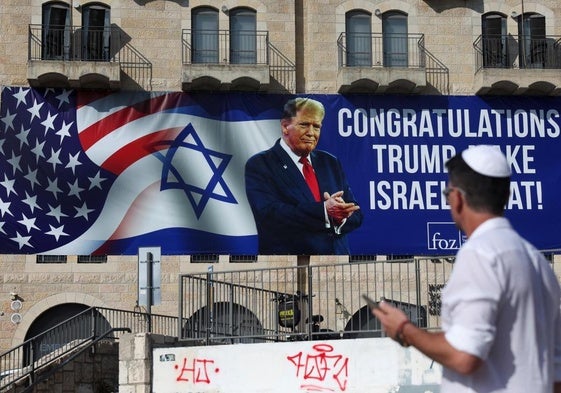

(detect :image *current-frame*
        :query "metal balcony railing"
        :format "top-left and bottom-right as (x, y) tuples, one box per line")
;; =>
(182, 29), (269, 65)
(474, 34), (561, 72)
(337, 32), (449, 93)
(181, 29), (296, 92)
(337, 32), (426, 68)
(420, 42), (449, 94)
(28, 24), (120, 62)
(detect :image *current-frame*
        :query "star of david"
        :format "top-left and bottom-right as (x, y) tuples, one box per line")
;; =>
(156, 123), (237, 219)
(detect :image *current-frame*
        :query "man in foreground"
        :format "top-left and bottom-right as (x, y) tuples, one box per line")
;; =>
(372, 145), (561, 393)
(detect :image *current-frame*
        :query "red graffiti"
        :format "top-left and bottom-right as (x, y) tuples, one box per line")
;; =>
(174, 357), (220, 384)
(287, 343), (349, 392)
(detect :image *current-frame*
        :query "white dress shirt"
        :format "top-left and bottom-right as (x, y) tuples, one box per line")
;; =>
(441, 217), (561, 393)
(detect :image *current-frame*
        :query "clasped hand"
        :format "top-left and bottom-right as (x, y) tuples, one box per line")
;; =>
(324, 191), (360, 223)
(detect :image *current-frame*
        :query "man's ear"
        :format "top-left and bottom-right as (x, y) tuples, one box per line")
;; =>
(281, 119), (291, 134)
(454, 190), (465, 214)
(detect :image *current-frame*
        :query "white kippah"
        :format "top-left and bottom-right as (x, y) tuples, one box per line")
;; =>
(461, 145), (511, 177)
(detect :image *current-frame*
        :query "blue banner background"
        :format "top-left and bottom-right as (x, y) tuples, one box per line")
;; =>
(317, 94), (561, 255)
(0, 88), (559, 255)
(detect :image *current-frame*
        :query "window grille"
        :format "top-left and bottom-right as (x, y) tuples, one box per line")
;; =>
(36, 255), (67, 264)
(229, 254), (258, 263)
(77, 255), (108, 263)
(191, 254), (219, 263)
(349, 254), (377, 263)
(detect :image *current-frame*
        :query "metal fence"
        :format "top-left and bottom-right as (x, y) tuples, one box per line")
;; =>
(179, 253), (561, 345)
(0, 307), (177, 392)
(178, 256), (453, 345)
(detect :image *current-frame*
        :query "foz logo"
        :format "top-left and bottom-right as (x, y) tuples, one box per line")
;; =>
(427, 222), (466, 250)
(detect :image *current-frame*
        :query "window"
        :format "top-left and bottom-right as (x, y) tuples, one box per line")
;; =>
(229, 255), (258, 263)
(387, 254), (413, 261)
(482, 13), (507, 68)
(42, 1), (71, 60)
(382, 11), (408, 67)
(349, 255), (377, 263)
(82, 3), (111, 61)
(229, 8), (257, 64)
(518, 13), (546, 68)
(77, 255), (108, 263)
(191, 254), (219, 263)
(192, 7), (219, 63)
(37, 255), (67, 264)
(345, 10), (372, 67)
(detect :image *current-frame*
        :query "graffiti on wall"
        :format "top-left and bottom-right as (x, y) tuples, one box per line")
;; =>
(287, 343), (349, 392)
(153, 328), (441, 392)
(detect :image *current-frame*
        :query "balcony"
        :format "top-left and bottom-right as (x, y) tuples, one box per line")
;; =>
(336, 33), (449, 94)
(182, 29), (273, 92)
(473, 34), (561, 95)
(28, 25), (122, 89)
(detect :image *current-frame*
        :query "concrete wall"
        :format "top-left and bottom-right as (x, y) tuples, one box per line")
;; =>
(119, 332), (442, 393)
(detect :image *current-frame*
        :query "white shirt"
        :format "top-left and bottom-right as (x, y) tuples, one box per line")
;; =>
(441, 217), (561, 393)
(279, 138), (312, 176)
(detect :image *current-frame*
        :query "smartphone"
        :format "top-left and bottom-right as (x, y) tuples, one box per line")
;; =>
(362, 294), (380, 310)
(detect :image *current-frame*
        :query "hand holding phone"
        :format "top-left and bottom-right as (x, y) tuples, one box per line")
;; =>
(362, 294), (380, 310)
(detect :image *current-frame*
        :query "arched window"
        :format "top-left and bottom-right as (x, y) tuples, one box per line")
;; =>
(382, 11), (408, 67)
(345, 10), (372, 67)
(42, 1), (71, 60)
(192, 6), (219, 64)
(229, 7), (257, 64)
(82, 2), (111, 61)
(482, 13), (507, 68)
(518, 13), (546, 68)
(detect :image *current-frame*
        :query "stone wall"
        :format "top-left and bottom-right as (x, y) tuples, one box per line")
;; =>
(31, 340), (119, 393)
(0, 254), (301, 353)
(118, 333), (180, 393)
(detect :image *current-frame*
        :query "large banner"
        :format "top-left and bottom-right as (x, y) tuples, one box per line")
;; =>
(0, 87), (559, 255)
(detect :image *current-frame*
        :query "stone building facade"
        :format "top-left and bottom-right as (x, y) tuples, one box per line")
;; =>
(1, 0), (561, 358)
(1, 1), (561, 94)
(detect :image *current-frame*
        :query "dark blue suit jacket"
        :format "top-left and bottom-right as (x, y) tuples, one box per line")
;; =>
(245, 139), (363, 255)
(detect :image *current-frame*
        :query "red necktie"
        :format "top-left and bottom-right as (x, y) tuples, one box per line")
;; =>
(299, 156), (321, 201)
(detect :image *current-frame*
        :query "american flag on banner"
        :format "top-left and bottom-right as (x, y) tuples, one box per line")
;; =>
(0, 87), (281, 255)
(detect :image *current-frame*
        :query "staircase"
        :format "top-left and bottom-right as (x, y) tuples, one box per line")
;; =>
(0, 307), (177, 392)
